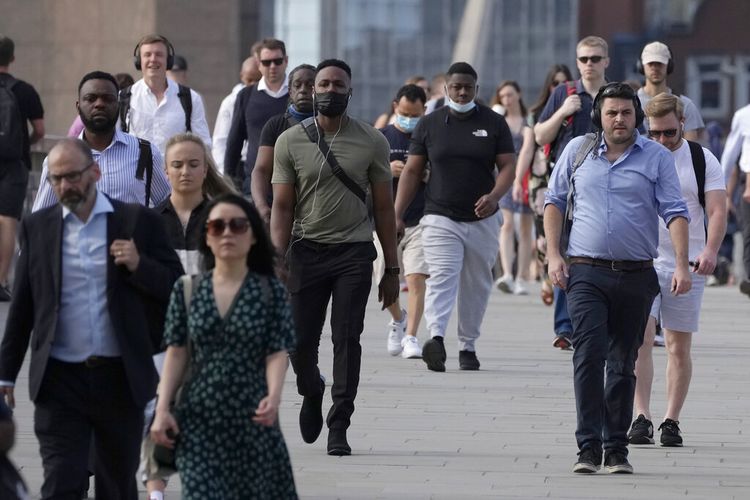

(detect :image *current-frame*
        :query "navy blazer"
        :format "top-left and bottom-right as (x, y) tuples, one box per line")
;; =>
(0, 197), (184, 407)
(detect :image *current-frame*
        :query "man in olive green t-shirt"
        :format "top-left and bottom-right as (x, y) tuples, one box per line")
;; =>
(271, 59), (399, 456)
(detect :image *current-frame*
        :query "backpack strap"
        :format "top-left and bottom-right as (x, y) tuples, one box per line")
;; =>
(118, 85), (132, 133)
(299, 117), (367, 204)
(135, 138), (154, 207)
(177, 84), (193, 132)
(687, 140), (706, 209)
(563, 81), (577, 127)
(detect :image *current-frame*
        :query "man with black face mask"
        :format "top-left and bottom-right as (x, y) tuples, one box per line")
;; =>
(271, 59), (400, 456)
(251, 63), (316, 225)
(33, 71), (170, 211)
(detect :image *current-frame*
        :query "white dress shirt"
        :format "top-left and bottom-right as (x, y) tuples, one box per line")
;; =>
(721, 103), (750, 181)
(122, 77), (212, 154)
(212, 83), (246, 173)
(257, 76), (289, 99)
(33, 128), (171, 210)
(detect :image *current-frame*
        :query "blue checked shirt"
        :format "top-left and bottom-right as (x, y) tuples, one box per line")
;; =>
(545, 131), (689, 261)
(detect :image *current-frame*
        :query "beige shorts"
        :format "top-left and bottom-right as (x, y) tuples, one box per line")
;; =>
(373, 224), (429, 281)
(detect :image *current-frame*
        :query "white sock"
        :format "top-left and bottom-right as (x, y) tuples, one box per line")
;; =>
(149, 492), (164, 500)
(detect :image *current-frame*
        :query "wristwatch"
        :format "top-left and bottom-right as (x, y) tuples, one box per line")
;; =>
(384, 267), (400, 276)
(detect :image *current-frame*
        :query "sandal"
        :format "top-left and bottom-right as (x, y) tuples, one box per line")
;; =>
(540, 278), (554, 306)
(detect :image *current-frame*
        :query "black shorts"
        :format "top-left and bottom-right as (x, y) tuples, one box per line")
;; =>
(0, 160), (30, 219)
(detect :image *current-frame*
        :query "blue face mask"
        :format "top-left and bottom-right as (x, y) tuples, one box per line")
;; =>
(446, 94), (476, 113)
(395, 114), (420, 133)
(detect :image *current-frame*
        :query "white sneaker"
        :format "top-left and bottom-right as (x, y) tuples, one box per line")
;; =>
(387, 310), (407, 356)
(653, 333), (665, 347)
(401, 335), (422, 359)
(513, 279), (529, 295)
(495, 274), (514, 293)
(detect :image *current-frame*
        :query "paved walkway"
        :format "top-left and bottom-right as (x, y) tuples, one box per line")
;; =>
(3, 281), (749, 499)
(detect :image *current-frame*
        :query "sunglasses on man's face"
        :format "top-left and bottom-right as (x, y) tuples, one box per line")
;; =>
(577, 56), (604, 64)
(648, 128), (678, 139)
(206, 218), (251, 237)
(260, 57), (285, 67)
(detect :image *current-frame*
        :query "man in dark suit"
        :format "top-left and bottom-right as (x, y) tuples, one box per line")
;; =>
(0, 138), (183, 499)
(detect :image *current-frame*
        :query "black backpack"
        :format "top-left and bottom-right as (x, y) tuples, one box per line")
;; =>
(118, 83), (193, 134)
(0, 75), (23, 161)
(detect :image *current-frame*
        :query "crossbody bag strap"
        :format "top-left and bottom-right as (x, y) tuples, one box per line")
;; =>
(300, 117), (367, 204)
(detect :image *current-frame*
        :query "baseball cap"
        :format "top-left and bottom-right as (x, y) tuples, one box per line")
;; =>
(641, 42), (671, 65)
(171, 55), (188, 71)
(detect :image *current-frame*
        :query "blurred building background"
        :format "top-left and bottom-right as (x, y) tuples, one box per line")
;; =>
(1, 0), (749, 141)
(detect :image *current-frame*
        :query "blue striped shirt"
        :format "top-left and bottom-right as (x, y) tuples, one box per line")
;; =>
(32, 129), (171, 211)
(545, 131), (689, 261)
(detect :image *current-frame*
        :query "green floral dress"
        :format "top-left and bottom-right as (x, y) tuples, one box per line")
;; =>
(163, 271), (297, 499)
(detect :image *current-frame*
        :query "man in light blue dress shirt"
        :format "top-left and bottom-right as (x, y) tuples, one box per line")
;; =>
(544, 83), (691, 475)
(0, 138), (183, 499)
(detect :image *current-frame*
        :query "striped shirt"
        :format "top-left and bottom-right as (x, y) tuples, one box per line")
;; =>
(33, 129), (171, 211)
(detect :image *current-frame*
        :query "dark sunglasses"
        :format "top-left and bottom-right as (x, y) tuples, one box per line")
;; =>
(577, 56), (604, 64)
(206, 217), (251, 237)
(47, 161), (94, 186)
(260, 57), (285, 67)
(648, 128), (678, 139)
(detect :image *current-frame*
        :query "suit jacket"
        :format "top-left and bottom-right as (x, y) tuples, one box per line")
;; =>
(0, 197), (184, 407)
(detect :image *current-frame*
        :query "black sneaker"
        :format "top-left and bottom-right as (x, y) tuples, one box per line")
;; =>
(0, 284), (10, 302)
(604, 451), (633, 474)
(659, 418), (683, 447)
(572, 447), (602, 473)
(740, 279), (750, 298)
(327, 428), (351, 456)
(299, 377), (325, 443)
(422, 337), (446, 372)
(627, 414), (655, 444)
(458, 350), (480, 370)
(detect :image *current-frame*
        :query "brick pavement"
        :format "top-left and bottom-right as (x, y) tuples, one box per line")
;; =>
(3, 282), (749, 499)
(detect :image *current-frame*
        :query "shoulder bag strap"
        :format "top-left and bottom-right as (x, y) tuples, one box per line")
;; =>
(177, 84), (193, 132)
(135, 138), (154, 207)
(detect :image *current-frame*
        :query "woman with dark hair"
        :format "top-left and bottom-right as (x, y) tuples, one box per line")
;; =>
(151, 194), (297, 499)
(528, 64), (573, 123)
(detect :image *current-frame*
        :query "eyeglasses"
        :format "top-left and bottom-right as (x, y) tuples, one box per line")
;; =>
(648, 128), (678, 138)
(47, 162), (94, 186)
(260, 57), (285, 67)
(577, 56), (604, 64)
(206, 217), (251, 237)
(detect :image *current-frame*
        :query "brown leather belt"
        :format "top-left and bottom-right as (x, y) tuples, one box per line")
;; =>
(569, 257), (653, 272)
(83, 356), (122, 368)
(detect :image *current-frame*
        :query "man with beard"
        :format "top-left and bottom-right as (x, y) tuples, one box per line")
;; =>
(271, 59), (399, 456)
(0, 138), (183, 499)
(34, 71), (170, 210)
(251, 63), (316, 224)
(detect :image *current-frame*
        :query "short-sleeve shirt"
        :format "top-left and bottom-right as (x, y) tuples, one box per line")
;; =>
(380, 124), (425, 227)
(409, 105), (515, 221)
(0, 74), (44, 170)
(655, 140), (725, 271)
(259, 112), (297, 148)
(637, 88), (705, 133)
(272, 116), (392, 244)
(538, 80), (595, 157)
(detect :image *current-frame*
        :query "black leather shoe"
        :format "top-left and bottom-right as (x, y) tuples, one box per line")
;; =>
(458, 350), (480, 370)
(299, 378), (325, 443)
(327, 428), (351, 456)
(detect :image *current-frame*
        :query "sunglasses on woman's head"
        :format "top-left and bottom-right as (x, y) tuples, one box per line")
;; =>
(206, 218), (250, 237)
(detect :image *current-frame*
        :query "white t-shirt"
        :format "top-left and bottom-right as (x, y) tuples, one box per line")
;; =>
(655, 140), (725, 271)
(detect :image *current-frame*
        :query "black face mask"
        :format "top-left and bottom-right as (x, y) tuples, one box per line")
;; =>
(314, 92), (349, 117)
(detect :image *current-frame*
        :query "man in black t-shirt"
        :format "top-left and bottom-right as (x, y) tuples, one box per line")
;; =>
(395, 62), (516, 372)
(378, 84), (429, 360)
(250, 64), (315, 224)
(0, 35), (44, 302)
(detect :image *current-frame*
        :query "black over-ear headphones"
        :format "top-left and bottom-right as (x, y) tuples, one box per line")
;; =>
(133, 35), (175, 71)
(590, 82), (645, 130)
(636, 43), (674, 75)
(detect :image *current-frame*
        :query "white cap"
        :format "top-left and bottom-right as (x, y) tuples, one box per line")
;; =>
(641, 42), (671, 65)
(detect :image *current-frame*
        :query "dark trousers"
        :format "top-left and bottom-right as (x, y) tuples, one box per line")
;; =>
(34, 358), (143, 500)
(287, 240), (375, 430)
(566, 263), (659, 455)
(742, 198), (750, 278)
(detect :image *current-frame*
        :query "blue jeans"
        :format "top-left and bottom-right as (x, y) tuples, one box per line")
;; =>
(566, 263), (658, 455)
(553, 286), (572, 335)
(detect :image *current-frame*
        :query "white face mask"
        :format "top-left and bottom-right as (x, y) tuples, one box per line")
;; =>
(445, 91), (476, 113)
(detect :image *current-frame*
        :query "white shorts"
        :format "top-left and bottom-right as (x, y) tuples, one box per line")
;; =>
(649, 269), (706, 333)
(373, 225), (429, 280)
